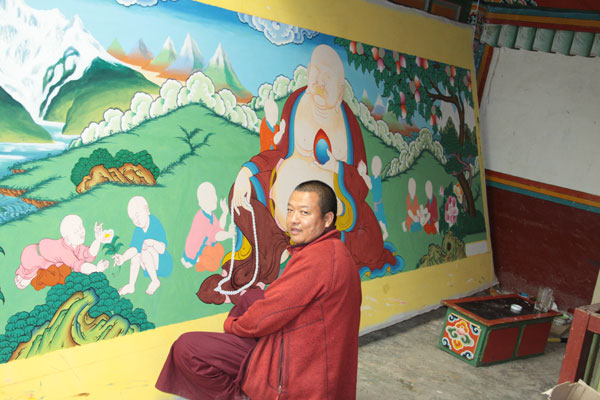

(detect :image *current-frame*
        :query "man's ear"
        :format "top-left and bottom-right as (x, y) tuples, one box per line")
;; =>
(324, 211), (334, 228)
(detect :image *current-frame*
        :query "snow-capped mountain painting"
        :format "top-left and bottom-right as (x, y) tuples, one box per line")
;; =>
(203, 43), (252, 102)
(0, 0), (118, 122)
(126, 38), (154, 66)
(144, 36), (178, 72)
(160, 32), (204, 79)
(371, 94), (386, 119)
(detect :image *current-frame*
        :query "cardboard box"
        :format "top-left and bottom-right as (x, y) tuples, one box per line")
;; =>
(544, 380), (600, 399)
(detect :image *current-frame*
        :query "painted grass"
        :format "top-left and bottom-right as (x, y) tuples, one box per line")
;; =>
(0, 87), (52, 143)
(0, 100), (487, 332)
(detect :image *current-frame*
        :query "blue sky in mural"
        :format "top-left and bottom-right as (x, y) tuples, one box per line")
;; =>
(25, 0), (383, 102)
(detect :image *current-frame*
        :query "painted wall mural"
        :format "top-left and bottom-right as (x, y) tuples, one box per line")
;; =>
(0, 0), (487, 363)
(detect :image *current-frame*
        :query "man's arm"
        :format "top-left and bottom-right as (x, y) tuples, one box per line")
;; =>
(224, 245), (331, 338)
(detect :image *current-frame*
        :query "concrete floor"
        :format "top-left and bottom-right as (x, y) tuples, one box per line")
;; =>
(357, 306), (567, 400)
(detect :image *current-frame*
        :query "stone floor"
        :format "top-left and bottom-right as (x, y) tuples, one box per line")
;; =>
(356, 306), (567, 400)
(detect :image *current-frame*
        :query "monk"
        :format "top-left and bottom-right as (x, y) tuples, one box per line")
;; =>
(156, 180), (361, 399)
(197, 44), (398, 304)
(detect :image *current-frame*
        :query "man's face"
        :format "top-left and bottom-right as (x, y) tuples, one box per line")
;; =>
(286, 190), (333, 245)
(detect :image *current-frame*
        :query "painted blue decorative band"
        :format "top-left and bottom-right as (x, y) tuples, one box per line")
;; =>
(249, 176), (266, 207)
(242, 162), (259, 176)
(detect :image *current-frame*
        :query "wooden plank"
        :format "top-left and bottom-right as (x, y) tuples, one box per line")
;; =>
(583, 333), (599, 383)
(559, 307), (593, 383)
(587, 313), (600, 334)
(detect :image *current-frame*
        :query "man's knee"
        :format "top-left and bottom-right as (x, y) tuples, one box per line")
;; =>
(172, 332), (210, 368)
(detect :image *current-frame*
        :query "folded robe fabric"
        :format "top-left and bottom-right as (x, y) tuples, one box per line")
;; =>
(31, 264), (72, 290)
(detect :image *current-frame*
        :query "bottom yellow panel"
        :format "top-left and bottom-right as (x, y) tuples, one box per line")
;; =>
(0, 252), (495, 399)
(360, 252), (496, 334)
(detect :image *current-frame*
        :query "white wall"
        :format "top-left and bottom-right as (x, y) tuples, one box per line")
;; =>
(479, 47), (600, 196)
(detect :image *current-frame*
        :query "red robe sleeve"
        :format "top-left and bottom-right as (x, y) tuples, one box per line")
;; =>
(223, 243), (332, 338)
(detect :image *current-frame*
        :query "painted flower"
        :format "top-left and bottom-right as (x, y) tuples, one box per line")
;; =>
(377, 58), (385, 73)
(416, 56), (428, 69)
(453, 182), (464, 204)
(399, 92), (407, 119)
(371, 46), (380, 60)
(357, 42), (364, 55)
(400, 104), (407, 119)
(456, 320), (470, 336)
(466, 71), (472, 92)
(399, 54), (406, 68)
(101, 229), (114, 244)
(445, 196), (458, 226)
(414, 75), (421, 90)
(349, 41), (357, 54)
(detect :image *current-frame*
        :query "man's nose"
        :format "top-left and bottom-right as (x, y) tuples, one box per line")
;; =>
(290, 211), (300, 223)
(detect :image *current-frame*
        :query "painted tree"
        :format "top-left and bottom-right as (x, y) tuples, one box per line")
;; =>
(335, 38), (478, 216)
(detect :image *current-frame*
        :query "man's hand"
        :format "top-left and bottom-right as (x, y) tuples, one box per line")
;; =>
(232, 167), (253, 215)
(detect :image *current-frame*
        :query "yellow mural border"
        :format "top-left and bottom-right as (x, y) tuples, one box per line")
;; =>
(195, 0), (475, 69)
(0, 256), (495, 399)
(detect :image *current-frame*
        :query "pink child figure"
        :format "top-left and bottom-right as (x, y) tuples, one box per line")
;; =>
(181, 182), (233, 271)
(15, 214), (110, 289)
(259, 98), (286, 152)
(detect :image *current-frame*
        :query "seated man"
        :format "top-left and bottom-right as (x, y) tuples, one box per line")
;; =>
(156, 181), (362, 400)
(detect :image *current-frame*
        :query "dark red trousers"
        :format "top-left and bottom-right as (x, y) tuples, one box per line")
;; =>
(155, 289), (264, 400)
